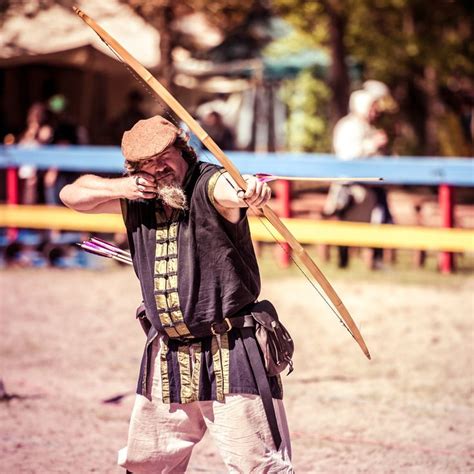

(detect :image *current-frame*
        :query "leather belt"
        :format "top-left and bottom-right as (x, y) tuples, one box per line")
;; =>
(210, 315), (255, 335)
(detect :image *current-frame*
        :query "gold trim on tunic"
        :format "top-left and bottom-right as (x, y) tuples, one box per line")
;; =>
(211, 336), (225, 402)
(191, 341), (202, 399)
(220, 333), (230, 394)
(154, 275), (178, 292)
(156, 241), (177, 258)
(160, 338), (170, 403)
(166, 291), (180, 309)
(153, 218), (190, 335)
(177, 344), (193, 403)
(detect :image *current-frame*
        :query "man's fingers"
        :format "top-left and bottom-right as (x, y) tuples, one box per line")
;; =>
(128, 175), (156, 199)
(234, 176), (271, 207)
(132, 173), (157, 200)
(249, 186), (271, 208)
(137, 183), (157, 193)
(135, 175), (156, 187)
(134, 172), (156, 188)
(239, 177), (271, 207)
(140, 190), (157, 199)
(244, 178), (256, 199)
(252, 186), (272, 208)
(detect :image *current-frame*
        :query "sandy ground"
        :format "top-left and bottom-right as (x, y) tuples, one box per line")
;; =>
(1, 267), (473, 473)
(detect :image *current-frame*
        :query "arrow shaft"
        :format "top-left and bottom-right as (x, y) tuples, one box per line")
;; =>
(90, 236), (131, 257)
(263, 176), (383, 182)
(79, 242), (133, 265)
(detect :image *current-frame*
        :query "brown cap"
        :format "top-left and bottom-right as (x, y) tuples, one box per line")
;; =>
(121, 115), (180, 162)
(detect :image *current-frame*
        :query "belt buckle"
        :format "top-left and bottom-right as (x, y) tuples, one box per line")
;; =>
(211, 317), (232, 336)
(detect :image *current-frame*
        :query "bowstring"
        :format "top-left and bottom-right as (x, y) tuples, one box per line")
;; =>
(97, 34), (355, 339)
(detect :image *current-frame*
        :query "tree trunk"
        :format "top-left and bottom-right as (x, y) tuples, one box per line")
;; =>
(154, 4), (175, 93)
(421, 65), (441, 156)
(405, 76), (427, 153)
(326, 7), (350, 126)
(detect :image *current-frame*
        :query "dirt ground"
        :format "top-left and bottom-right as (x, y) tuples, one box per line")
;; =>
(1, 267), (473, 473)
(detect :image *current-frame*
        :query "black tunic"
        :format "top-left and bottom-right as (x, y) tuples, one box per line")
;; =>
(121, 162), (282, 403)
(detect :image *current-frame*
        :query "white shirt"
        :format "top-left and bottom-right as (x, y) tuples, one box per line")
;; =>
(333, 114), (381, 160)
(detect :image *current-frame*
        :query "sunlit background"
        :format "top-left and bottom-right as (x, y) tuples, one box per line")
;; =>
(1, 1), (473, 472)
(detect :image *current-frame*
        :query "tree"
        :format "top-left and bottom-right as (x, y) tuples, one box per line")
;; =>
(121, 1), (191, 90)
(122, 0), (268, 91)
(347, 0), (473, 155)
(273, 0), (354, 125)
(279, 70), (331, 152)
(274, 0), (473, 155)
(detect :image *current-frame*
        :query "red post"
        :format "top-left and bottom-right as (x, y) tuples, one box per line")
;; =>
(275, 179), (291, 268)
(438, 184), (455, 274)
(6, 167), (19, 241)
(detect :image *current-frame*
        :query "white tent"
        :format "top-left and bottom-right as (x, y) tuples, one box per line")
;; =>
(0, 0), (161, 71)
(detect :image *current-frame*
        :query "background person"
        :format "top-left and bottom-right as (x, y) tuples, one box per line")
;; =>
(324, 88), (393, 268)
(109, 89), (147, 145)
(17, 102), (55, 205)
(200, 110), (235, 150)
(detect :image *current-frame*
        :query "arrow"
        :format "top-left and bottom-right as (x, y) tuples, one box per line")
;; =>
(255, 173), (384, 183)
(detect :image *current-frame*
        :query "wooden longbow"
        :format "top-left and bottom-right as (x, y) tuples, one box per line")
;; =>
(73, 7), (371, 360)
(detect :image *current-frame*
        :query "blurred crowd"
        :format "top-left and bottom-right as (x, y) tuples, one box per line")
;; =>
(4, 90), (237, 208)
(5, 96), (87, 206)
(1, 91), (236, 268)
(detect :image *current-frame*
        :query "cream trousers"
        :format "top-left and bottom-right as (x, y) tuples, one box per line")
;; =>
(117, 337), (293, 473)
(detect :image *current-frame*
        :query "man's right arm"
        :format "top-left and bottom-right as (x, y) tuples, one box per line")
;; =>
(59, 173), (157, 214)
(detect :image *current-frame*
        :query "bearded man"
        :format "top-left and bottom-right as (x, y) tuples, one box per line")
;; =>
(60, 115), (293, 473)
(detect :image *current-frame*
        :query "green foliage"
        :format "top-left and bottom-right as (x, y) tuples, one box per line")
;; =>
(264, 27), (325, 58)
(279, 70), (331, 152)
(264, 27), (332, 151)
(270, 0), (329, 44)
(273, 0), (473, 155)
(346, 0), (473, 85)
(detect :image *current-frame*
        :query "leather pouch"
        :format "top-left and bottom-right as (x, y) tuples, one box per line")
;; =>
(251, 300), (294, 376)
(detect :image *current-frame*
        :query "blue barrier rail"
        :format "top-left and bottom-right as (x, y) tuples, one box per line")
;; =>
(1, 145), (473, 186)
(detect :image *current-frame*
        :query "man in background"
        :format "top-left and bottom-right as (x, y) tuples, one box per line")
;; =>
(324, 85), (395, 268)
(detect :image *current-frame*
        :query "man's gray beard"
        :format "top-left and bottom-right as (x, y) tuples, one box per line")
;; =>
(157, 183), (187, 210)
